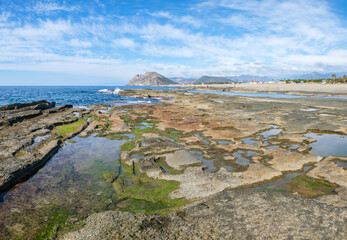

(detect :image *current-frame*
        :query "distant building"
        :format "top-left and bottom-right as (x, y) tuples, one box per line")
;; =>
(250, 81), (258, 84)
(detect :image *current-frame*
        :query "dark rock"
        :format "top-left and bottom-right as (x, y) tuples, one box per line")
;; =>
(0, 100), (54, 111)
(137, 157), (162, 174)
(0, 101), (80, 194)
(46, 104), (73, 113)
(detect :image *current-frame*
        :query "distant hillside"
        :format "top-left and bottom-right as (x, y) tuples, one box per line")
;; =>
(228, 75), (273, 83)
(169, 77), (196, 84)
(194, 76), (233, 84)
(127, 72), (177, 86)
(295, 72), (347, 80)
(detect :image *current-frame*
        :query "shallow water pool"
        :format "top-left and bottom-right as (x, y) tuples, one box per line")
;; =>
(304, 132), (347, 157)
(0, 134), (127, 239)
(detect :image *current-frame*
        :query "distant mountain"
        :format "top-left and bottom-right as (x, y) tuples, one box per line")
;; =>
(194, 76), (234, 84)
(169, 77), (196, 84)
(295, 72), (347, 80)
(127, 72), (177, 86)
(228, 75), (273, 83)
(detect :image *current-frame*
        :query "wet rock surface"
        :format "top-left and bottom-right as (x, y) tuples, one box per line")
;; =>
(61, 189), (347, 240)
(1, 88), (347, 239)
(119, 89), (347, 204)
(0, 101), (86, 193)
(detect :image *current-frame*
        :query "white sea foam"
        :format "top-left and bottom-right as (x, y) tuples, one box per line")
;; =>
(98, 89), (110, 93)
(113, 88), (121, 94)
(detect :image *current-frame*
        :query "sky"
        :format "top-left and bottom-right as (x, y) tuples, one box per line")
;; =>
(1, 0), (347, 85)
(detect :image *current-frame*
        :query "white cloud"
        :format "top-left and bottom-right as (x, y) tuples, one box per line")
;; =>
(1, 0), (347, 82)
(32, 1), (79, 13)
(113, 38), (138, 49)
(148, 11), (202, 27)
(68, 39), (92, 48)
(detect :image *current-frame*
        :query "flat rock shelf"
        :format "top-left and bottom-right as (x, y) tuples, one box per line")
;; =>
(1, 87), (347, 239)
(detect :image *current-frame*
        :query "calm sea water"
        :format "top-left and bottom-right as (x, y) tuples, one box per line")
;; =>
(0, 86), (175, 107)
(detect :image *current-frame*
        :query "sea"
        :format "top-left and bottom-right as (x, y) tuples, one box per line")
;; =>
(0, 86), (176, 107)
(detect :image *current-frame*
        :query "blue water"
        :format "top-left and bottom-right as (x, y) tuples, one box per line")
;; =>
(2, 86), (346, 107)
(0, 86), (175, 107)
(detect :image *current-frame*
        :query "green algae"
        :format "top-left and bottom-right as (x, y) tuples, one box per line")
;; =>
(288, 175), (337, 198)
(102, 172), (117, 183)
(112, 161), (188, 214)
(104, 133), (130, 140)
(120, 141), (137, 151)
(34, 207), (73, 240)
(156, 157), (183, 174)
(54, 119), (85, 139)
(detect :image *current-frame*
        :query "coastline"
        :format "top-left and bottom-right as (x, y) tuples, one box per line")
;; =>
(165, 83), (347, 97)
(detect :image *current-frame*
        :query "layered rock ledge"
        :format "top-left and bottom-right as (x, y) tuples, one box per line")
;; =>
(0, 101), (88, 193)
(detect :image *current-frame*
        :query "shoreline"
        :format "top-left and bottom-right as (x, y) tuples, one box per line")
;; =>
(163, 83), (347, 97)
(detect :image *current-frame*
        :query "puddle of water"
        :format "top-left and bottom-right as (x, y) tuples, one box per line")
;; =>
(232, 150), (260, 166)
(190, 150), (216, 172)
(158, 165), (168, 173)
(217, 140), (232, 145)
(253, 166), (312, 190)
(123, 134), (136, 140)
(260, 128), (282, 138)
(99, 110), (108, 114)
(319, 113), (335, 117)
(220, 162), (234, 172)
(301, 108), (317, 112)
(241, 137), (257, 145)
(24, 135), (50, 151)
(265, 145), (280, 150)
(266, 124), (279, 128)
(289, 144), (300, 150)
(194, 134), (209, 144)
(232, 151), (248, 166)
(73, 112), (80, 117)
(304, 132), (347, 157)
(335, 160), (347, 168)
(130, 154), (146, 159)
(138, 122), (153, 129)
(0, 134), (128, 239)
(213, 100), (224, 103)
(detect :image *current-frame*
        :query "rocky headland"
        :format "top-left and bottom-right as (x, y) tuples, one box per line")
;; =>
(127, 72), (177, 86)
(1, 88), (346, 239)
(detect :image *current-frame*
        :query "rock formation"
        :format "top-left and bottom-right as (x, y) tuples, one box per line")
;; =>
(127, 72), (177, 86)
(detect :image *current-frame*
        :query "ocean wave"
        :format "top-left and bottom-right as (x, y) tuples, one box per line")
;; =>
(97, 89), (111, 93)
(113, 88), (121, 94)
(97, 88), (122, 95)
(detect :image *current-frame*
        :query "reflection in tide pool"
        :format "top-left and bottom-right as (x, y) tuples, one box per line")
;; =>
(304, 132), (347, 157)
(0, 134), (127, 239)
(336, 160), (347, 168)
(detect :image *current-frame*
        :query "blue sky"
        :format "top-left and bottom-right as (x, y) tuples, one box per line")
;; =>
(1, 0), (347, 85)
